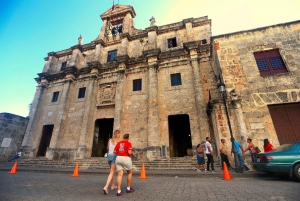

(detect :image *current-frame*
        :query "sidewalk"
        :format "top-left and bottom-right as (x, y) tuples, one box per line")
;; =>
(0, 163), (269, 178)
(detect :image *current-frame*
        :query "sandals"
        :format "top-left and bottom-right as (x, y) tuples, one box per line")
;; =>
(103, 188), (108, 195)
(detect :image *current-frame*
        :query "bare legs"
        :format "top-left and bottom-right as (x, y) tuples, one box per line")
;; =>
(117, 169), (123, 191)
(103, 164), (117, 194)
(117, 169), (133, 191)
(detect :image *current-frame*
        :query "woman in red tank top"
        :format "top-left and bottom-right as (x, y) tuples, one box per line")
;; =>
(263, 138), (274, 153)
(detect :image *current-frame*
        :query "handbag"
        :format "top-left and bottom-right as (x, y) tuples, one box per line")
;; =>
(104, 153), (108, 158)
(255, 147), (261, 153)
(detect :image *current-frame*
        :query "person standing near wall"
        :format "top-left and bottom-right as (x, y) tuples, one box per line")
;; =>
(263, 139), (274, 153)
(205, 137), (215, 173)
(243, 138), (257, 163)
(103, 130), (121, 194)
(232, 139), (250, 172)
(219, 139), (233, 171)
(196, 144), (206, 172)
(114, 133), (134, 196)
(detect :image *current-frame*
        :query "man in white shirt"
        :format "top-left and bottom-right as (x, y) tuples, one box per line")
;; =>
(205, 137), (215, 173)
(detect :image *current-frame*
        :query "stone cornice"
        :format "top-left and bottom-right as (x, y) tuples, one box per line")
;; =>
(115, 55), (129, 63)
(71, 45), (83, 52)
(48, 52), (59, 58)
(142, 48), (161, 58)
(145, 26), (158, 33)
(93, 39), (106, 47)
(183, 18), (194, 26)
(87, 61), (102, 69)
(102, 62), (119, 71)
(64, 66), (78, 77)
(78, 67), (91, 75)
(37, 72), (66, 82)
(184, 41), (199, 52)
(160, 48), (186, 59)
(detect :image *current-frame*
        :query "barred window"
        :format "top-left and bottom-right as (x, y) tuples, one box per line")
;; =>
(254, 49), (287, 76)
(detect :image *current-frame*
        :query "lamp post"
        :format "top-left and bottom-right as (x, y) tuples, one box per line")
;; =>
(217, 81), (243, 173)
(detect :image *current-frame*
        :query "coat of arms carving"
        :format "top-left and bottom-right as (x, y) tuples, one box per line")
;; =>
(97, 83), (116, 106)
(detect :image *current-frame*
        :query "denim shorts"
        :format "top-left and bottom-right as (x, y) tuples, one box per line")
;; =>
(197, 155), (205, 165)
(107, 153), (117, 165)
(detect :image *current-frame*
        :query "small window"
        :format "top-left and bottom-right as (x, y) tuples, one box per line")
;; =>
(201, 39), (207, 44)
(107, 50), (118, 62)
(168, 38), (177, 48)
(61, 61), (67, 70)
(133, 79), (142, 91)
(78, 87), (86, 99)
(170, 73), (182, 86)
(254, 49), (287, 76)
(52, 91), (59, 102)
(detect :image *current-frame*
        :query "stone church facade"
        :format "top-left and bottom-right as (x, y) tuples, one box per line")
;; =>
(22, 5), (214, 160)
(21, 4), (300, 161)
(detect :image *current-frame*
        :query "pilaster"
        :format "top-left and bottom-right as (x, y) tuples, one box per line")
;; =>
(184, 41), (210, 146)
(21, 81), (47, 156)
(76, 76), (97, 159)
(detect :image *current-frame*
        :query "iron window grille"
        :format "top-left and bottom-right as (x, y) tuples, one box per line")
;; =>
(254, 49), (287, 76)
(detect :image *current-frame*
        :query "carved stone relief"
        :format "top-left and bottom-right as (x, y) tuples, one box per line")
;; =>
(97, 82), (117, 106)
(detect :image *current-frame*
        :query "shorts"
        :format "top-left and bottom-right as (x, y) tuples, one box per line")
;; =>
(116, 156), (132, 171)
(107, 153), (117, 165)
(197, 155), (205, 165)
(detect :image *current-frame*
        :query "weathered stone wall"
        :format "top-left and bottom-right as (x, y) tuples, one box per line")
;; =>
(22, 5), (214, 160)
(0, 113), (28, 161)
(212, 21), (300, 164)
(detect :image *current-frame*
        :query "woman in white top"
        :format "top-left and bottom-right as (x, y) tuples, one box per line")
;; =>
(103, 130), (121, 194)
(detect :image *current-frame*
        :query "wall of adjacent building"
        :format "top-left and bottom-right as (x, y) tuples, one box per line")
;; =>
(212, 21), (300, 161)
(0, 113), (28, 161)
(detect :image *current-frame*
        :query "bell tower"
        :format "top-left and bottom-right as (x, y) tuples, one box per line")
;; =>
(96, 5), (136, 42)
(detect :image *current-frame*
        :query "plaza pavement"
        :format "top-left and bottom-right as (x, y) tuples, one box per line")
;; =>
(0, 169), (299, 201)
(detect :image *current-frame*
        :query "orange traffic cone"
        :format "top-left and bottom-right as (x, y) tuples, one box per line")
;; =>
(139, 163), (148, 179)
(223, 162), (232, 180)
(71, 162), (80, 177)
(9, 161), (18, 174)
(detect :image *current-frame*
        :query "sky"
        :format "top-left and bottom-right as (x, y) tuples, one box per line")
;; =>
(1, 0), (300, 117)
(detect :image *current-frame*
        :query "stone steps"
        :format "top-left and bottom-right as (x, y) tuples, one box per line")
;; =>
(1, 157), (221, 170)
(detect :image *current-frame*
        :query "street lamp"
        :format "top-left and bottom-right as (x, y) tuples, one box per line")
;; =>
(217, 81), (243, 173)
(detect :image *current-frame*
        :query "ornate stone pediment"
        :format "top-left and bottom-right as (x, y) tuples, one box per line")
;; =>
(97, 82), (117, 107)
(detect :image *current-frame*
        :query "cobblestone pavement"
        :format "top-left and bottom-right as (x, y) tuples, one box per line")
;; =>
(0, 171), (299, 201)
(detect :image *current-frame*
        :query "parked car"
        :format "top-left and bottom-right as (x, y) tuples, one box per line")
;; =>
(253, 142), (300, 181)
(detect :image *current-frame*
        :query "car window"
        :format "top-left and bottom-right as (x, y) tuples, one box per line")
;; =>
(272, 143), (296, 152)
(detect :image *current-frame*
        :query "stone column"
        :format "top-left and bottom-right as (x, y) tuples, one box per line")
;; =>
(21, 81), (47, 156)
(76, 76), (97, 159)
(231, 93), (248, 146)
(184, 42), (210, 148)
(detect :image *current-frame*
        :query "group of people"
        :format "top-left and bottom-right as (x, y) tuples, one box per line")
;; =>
(196, 137), (274, 172)
(103, 130), (134, 196)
